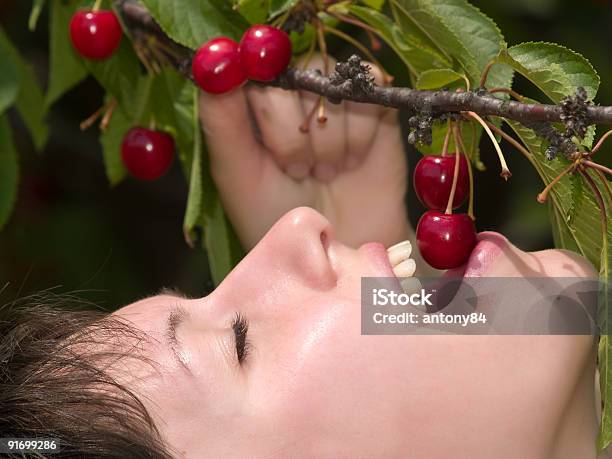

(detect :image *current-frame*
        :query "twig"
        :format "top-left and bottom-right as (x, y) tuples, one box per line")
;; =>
(115, 0), (612, 126)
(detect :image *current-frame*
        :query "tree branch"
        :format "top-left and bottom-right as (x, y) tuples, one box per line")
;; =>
(116, 0), (612, 126)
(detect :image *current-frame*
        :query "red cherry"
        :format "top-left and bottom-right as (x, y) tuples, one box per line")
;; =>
(416, 211), (476, 269)
(239, 25), (292, 81)
(121, 127), (175, 181)
(192, 37), (246, 94)
(413, 154), (469, 211)
(69, 10), (122, 60)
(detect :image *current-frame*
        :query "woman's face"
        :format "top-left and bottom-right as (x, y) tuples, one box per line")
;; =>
(112, 208), (597, 458)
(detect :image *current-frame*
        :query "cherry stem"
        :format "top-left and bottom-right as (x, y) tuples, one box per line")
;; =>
(537, 163), (575, 203)
(93, 0), (103, 12)
(465, 111), (511, 179)
(445, 122), (461, 215)
(327, 12), (380, 43)
(580, 168), (608, 260)
(455, 124), (475, 220)
(441, 119), (452, 156)
(99, 99), (117, 131)
(478, 60), (497, 88)
(583, 160), (612, 176)
(485, 121), (535, 166)
(488, 87), (525, 102)
(302, 37), (317, 70)
(591, 129), (612, 155)
(316, 20), (329, 76)
(593, 168), (612, 211)
(80, 98), (117, 131)
(300, 101), (318, 132)
(323, 26), (390, 83)
(317, 96), (327, 123)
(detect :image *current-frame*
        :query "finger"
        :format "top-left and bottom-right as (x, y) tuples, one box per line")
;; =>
(299, 54), (346, 182)
(246, 85), (313, 180)
(344, 62), (386, 171)
(199, 89), (264, 192)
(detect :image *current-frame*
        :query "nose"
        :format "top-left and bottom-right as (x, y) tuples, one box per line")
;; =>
(231, 207), (337, 291)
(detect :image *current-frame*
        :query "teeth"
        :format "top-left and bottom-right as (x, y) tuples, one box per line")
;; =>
(387, 240), (412, 266)
(393, 258), (416, 277)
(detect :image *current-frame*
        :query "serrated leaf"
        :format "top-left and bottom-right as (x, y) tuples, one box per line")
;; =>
(29, 0), (46, 31)
(140, 0), (248, 49)
(496, 42), (599, 103)
(0, 28), (49, 151)
(391, 0), (513, 88)
(568, 172), (584, 224)
(416, 68), (463, 90)
(347, 5), (450, 75)
(99, 100), (128, 186)
(504, 115), (611, 449)
(46, 0), (87, 106)
(0, 115), (18, 230)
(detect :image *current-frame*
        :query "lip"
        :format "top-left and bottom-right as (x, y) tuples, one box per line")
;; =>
(462, 231), (507, 277)
(359, 242), (397, 278)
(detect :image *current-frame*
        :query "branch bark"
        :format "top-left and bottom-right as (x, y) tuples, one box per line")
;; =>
(115, 0), (612, 126)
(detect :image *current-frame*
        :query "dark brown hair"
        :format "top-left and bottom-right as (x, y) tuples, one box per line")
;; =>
(0, 292), (175, 458)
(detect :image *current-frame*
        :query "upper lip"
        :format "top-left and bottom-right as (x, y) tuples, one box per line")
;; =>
(359, 242), (397, 278)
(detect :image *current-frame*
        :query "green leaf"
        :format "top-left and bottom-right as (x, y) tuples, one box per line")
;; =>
(235, 0), (270, 24)
(84, 42), (141, 111)
(29, 0), (46, 31)
(183, 88), (204, 247)
(0, 36), (21, 115)
(204, 194), (244, 285)
(495, 42), (599, 103)
(391, 0), (513, 88)
(140, 0), (248, 49)
(568, 172), (583, 224)
(46, 0), (87, 106)
(360, 0), (385, 10)
(416, 68), (463, 90)
(417, 120), (484, 170)
(270, 0), (298, 17)
(99, 101), (128, 186)
(347, 5), (451, 75)
(0, 115), (18, 230)
(0, 28), (49, 151)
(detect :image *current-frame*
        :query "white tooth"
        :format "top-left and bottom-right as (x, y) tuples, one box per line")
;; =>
(393, 258), (416, 277)
(400, 277), (423, 295)
(400, 277), (425, 311)
(387, 240), (412, 266)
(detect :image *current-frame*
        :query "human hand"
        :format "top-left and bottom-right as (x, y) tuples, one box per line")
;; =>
(199, 56), (411, 251)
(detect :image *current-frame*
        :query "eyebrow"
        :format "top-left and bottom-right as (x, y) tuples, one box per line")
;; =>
(165, 305), (193, 374)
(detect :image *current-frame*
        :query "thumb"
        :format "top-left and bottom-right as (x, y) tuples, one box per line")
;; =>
(198, 88), (264, 192)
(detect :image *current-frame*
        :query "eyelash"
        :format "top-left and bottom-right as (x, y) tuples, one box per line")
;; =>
(231, 313), (250, 364)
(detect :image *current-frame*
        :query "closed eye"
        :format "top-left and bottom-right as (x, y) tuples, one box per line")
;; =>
(231, 313), (250, 365)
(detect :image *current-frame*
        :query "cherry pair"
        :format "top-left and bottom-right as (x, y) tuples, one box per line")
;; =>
(413, 153), (476, 270)
(192, 25), (292, 94)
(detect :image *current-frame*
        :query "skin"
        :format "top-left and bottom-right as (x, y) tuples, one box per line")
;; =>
(109, 59), (602, 458)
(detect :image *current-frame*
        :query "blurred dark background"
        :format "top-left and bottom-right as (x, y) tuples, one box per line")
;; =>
(0, 0), (610, 310)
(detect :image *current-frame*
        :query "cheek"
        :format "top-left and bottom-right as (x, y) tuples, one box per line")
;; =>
(247, 295), (410, 434)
